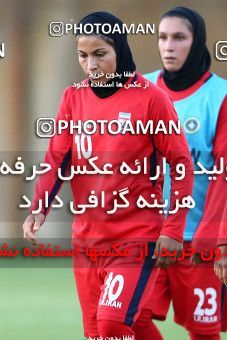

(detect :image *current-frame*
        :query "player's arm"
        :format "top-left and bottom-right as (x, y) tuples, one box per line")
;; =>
(214, 246), (227, 286)
(148, 87), (194, 266)
(23, 87), (73, 244)
(214, 202), (227, 285)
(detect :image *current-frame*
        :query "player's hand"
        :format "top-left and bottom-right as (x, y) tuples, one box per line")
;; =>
(190, 248), (216, 265)
(153, 235), (183, 267)
(190, 252), (203, 265)
(214, 245), (227, 286)
(22, 213), (45, 245)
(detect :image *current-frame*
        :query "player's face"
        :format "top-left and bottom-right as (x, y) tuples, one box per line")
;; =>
(158, 17), (193, 72)
(77, 35), (117, 83)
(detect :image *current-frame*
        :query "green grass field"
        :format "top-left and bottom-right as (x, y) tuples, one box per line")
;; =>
(0, 261), (226, 340)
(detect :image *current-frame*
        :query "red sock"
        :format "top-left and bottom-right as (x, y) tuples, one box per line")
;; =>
(98, 319), (135, 338)
(133, 309), (163, 340)
(189, 332), (220, 340)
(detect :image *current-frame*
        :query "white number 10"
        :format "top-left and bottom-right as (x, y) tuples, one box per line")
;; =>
(75, 134), (92, 159)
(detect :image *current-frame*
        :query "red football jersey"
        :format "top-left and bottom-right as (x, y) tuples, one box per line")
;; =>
(218, 202), (227, 245)
(30, 74), (193, 246)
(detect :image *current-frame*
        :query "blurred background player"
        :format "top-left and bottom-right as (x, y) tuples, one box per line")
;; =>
(145, 6), (227, 340)
(22, 11), (193, 339)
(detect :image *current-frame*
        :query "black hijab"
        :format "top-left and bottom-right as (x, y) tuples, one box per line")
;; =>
(161, 7), (211, 91)
(77, 11), (136, 98)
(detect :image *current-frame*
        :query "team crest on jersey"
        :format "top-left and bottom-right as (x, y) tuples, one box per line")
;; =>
(183, 117), (200, 134)
(118, 112), (131, 131)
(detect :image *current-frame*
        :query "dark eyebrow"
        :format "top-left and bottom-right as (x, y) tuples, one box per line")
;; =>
(158, 31), (188, 35)
(77, 48), (107, 53)
(173, 32), (188, 35)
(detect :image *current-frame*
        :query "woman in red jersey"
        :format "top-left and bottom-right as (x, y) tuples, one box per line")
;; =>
(22, 11), (193, 339)
(144, 6), (227, 340)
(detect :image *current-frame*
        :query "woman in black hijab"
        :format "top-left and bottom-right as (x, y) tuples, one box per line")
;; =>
(74, 10), (193, 340)
(145, 7), (227, 340)
(160, 7), (211, 91)
(76, 11), (136, 98)
(23, 10), (194, 340)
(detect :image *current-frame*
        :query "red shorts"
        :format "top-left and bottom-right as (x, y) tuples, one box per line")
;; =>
(73, 242), (158, 338)
(147, 259), (227, 335)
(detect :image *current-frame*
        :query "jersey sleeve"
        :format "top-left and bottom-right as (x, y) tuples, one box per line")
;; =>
(149, 87), (194, 242)
(29, 87), (73, 216)
(217, 201), (227, 246)
(192, 96), (227, 250)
